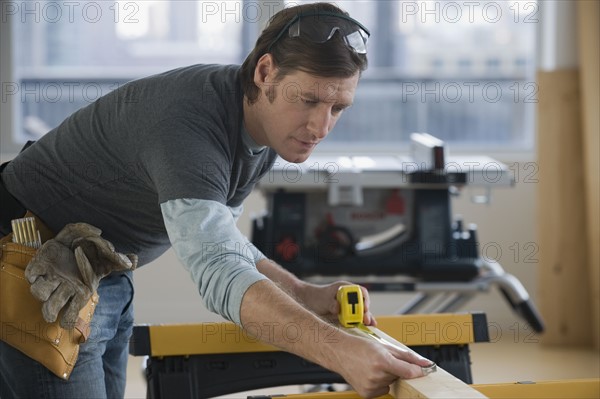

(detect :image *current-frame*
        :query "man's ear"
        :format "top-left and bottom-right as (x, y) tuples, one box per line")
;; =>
(253, 53), (277, 88)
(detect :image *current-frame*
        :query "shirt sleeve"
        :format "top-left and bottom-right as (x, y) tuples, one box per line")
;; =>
(139, 117), (232, 205)
(228, 204), (267, 263)
(161, 198), (268, 324)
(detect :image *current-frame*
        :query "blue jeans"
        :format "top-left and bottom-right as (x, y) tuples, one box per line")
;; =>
(0, 271), (134, 399)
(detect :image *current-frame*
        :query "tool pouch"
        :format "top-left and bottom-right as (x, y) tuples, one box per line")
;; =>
(0, 231), (99, 380)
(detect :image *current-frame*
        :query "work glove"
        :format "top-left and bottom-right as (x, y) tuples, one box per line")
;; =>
(25, 223), (137, 329)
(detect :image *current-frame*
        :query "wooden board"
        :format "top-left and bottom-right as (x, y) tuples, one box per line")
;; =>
(272, 378), (600, 399)
(348, 325), (488, 399)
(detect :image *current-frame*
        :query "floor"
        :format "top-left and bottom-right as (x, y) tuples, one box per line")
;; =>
(124, 332), (600, 399)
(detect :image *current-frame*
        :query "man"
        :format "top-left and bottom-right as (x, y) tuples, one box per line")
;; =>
(0, 2), (432, 398)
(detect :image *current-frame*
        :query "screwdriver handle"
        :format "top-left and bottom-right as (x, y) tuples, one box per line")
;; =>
(337, 285), (364, 327)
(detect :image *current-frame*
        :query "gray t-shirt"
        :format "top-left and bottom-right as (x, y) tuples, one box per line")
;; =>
(3, 64), (277, 266)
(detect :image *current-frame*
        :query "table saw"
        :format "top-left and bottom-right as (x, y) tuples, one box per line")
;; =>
(251, 133), (544, 333)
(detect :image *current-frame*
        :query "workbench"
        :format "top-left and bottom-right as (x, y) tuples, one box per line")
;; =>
(129, 313), (489, 399)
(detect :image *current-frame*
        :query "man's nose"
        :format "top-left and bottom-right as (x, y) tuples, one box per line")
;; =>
(307, 108), (331, 139)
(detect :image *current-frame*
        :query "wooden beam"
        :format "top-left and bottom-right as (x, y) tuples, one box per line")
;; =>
(348, 325), (488, 399)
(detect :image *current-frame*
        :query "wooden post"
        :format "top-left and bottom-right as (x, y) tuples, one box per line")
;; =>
(576, 0), (600, 351)
(536, 69), (593, 346)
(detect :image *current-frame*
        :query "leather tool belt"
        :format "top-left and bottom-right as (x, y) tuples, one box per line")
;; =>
(0, 213), (99, 380)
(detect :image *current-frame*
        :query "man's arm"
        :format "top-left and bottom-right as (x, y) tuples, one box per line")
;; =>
(161, 198), (268, 324)
(229, 204), (375, 325)
(162, 199), (431, 398)
(240, 279), (431, 399)
(255, 258), (306, 298)
(256, 258), (375, 326)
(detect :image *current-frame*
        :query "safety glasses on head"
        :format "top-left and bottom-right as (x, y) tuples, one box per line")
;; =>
(268, 10), (370, 54)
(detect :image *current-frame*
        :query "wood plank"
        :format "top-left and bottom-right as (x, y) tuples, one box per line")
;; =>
(348, 325), (488, 399)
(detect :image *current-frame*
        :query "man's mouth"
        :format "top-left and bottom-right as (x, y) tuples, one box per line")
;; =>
(296, 138), (319, 148)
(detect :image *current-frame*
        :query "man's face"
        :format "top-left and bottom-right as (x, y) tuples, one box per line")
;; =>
(248, 66), (360, 163)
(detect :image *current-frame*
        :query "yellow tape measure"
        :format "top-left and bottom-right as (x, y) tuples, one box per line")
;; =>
(337, 284), (439, 376)
(337, 284), (364, 327)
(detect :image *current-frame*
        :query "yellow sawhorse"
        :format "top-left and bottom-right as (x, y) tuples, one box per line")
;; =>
(129, 313), (489, 399)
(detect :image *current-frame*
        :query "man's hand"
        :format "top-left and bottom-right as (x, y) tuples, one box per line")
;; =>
(333, 333), (433, 399)
(25, 223), (137, 328)
(299, 281), (376, 326)
(240, 279), (433, 399)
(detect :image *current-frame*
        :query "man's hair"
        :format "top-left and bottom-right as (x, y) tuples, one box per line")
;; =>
(240, 2), (369, 103)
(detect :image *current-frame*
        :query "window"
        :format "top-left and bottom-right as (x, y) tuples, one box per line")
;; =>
(4, 0), (537, 152)
(321, 0), (538, 151)
(8, 1), (248, 142)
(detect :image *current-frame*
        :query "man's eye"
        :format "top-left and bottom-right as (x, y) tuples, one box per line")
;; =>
(302, 98), (318, 105)
(332, 106), (346, 114)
